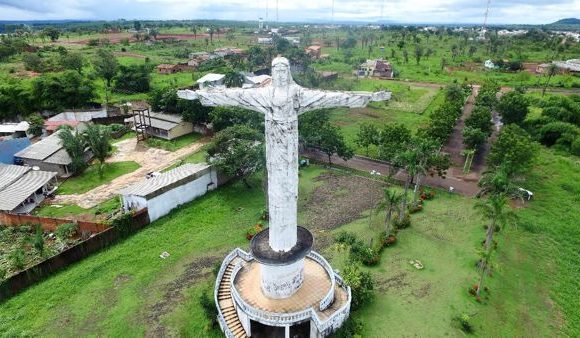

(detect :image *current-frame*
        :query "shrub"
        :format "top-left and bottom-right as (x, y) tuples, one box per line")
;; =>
(332, 317), (364, 338)
(349, 240), (381, 266)
(30, 224), (44, 254)
(0, 267), (6, 280)
(342, 264), (374, 310)
(455, 313), (474, 334)
(394, 213), (411, 229)
(55, 223), (78, 240)
(335, 231), (357, 246)
(9, 248), (26, 271)
(571, 138), (580, 156)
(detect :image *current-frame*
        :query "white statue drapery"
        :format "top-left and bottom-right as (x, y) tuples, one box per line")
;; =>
(178, 57), (391, 252)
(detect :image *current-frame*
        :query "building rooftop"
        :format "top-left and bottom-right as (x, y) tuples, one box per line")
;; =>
(119, 163), (212, 199)
(197, 73), (226, 83)
(15, 132), (64, 161)
(0, 164), (30, 191)
(0, 121), (30, 134)
(124, 112), (185, 131)
(0, 165), (57, 211)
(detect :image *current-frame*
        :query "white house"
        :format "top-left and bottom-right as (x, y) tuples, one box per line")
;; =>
(119, 163), (218, 222)
(484, 60), (496, 69)
(196, 73), (226, 89)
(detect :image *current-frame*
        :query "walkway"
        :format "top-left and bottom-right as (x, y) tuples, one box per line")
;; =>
(52, 137), (208, 208)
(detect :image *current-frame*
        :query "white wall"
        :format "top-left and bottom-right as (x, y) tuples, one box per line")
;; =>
(122, 195), (147, 213)
(145, 168), (218, 222)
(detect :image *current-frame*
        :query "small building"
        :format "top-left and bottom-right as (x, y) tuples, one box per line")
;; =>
(119, 163), (218, 222)
(537, 59), (580, 74)
(44, 120), (84, 135)
(484, 60), (496, 69)
(305, 45), (322, 59)
(0, 138), (32, 164)
(257, 37), (273, 45)
(357, 59), (394, 78)
(284, 36), (300, 46)
(214, 47), (245, 58)
(0, 164), (57, 214)
(0, 121), (30, 139)
(197, 73), (226, 89)
(157, 64), (179, 74)
(125, 112), (194, 140)
(14, 130), (91, 177)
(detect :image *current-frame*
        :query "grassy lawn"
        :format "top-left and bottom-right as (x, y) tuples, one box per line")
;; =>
(145, 133), (202, 152)
(0, 148), (578, 336)
(328, 80), (440, 155)
(57, 161), (140, 195)
(34, 198), (121, 219)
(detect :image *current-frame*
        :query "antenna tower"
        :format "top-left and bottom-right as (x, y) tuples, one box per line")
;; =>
(482, 0), (491, 33)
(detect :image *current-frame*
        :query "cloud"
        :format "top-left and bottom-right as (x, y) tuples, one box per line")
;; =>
(0, 0), (579, 24)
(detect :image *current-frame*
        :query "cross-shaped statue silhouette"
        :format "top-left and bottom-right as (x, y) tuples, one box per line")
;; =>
(178, 56), (391, 253)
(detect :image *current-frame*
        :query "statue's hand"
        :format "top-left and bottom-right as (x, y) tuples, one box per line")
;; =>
(371, 91), (391, 102)
(177, 90), (199, 100)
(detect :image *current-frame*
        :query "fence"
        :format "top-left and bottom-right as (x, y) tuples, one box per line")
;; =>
(0, 208), (150, 300)
(0, 213), (109, 234)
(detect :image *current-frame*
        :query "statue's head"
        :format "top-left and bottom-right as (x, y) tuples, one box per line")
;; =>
(271, 56), (293, 88)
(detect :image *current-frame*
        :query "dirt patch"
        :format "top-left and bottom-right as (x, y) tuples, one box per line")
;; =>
(114, 274), (133, 289)
(375, 272), (410, 292)
(350, 107), (381, 119)
(145, 255), (220, 337)
(411, 283), (432, 299)
(301, 171), (384, 231)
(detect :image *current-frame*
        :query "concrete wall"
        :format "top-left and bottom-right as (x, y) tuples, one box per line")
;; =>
(123, 167), (218, 223)
(168, 122), (194, 140)
(20, 158), (68, 177)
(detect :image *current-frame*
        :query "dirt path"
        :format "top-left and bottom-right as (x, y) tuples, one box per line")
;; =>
(52, 138), (208, 208)
(302, 150), (480, 196)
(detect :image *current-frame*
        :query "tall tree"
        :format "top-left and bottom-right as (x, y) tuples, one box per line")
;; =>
(497, 91), (529, 126)
(206, 125), (265, 188)
(224, 71), (244, 88)
(377, 189), (402, 235)
(93, 49), (118, 106)
(487, 124), (536, 176)
(58, 127), (87, 175)
(84, 125), (111, 177)
(356, 123), (380, 156)
(542, 63), (558, 97)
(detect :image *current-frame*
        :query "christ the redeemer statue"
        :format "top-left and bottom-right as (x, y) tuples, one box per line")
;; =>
(178, 56), (391, 298)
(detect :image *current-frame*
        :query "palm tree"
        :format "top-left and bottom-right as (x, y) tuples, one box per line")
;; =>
(473, 195), (516, 296)
(58, 126), (87, 175)
(477, 166), (523, 200)
(542, 63), (558, 97)
(84, 125), (112, 177)
(191, 25), (198, 39)
(377, 189), (402, 235)
(475, 195), (517, 253)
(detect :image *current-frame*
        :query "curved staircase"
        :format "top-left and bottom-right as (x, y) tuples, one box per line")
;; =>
(217, 257), (248, 338)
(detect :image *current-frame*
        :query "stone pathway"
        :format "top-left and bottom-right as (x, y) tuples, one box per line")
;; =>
(52, 137), (208, 208)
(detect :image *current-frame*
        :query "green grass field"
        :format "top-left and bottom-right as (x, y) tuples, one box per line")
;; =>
(1, 147), (578, 336)
(57, 161), (140, 195)
(144, 133), (202, 152)
(34, 198), (121, 219)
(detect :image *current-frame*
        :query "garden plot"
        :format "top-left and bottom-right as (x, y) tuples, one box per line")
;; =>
(51, 136), (207, 208)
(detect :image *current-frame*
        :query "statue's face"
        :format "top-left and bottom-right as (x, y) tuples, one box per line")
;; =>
(272, 64), (290, 88)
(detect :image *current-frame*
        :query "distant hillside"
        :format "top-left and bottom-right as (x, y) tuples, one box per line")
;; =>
(551, 18), (580, 25)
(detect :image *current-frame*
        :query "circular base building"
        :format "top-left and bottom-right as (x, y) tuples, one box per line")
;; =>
(214, 227), (351, 338)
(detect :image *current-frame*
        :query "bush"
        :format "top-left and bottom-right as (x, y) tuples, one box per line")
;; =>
(454, 313), (474, 334)
(350, 240), (381, 266)
(9, 248), (26, 271)
(332, 317), (364, 338)
(571, 138), (580, 156)
(55, 223), (78, 240)
(342, 264), (374, 310)
(335, 231), (357, 246)
(30, 224), (44, 254)
(394, 213), (411, 229)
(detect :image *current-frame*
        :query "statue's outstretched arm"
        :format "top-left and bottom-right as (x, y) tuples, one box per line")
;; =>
(177, 88), (267, 114)
(297, 88), (391, 114)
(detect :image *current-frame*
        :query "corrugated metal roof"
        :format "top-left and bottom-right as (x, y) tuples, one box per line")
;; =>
(0, 169), (57, 211)
(148, 112), (183, 123)
(148, 118), (179, 131)
(14, 132), (63, 161)
(0, 122), (30, 134)
(0, 164), (30, 191)
(197, 73), (225, 83)
(44, 148), (72, 165)
(119, 163), (211, 199)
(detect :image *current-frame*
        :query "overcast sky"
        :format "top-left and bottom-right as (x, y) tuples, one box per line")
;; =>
(0, 0), (578, 24)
